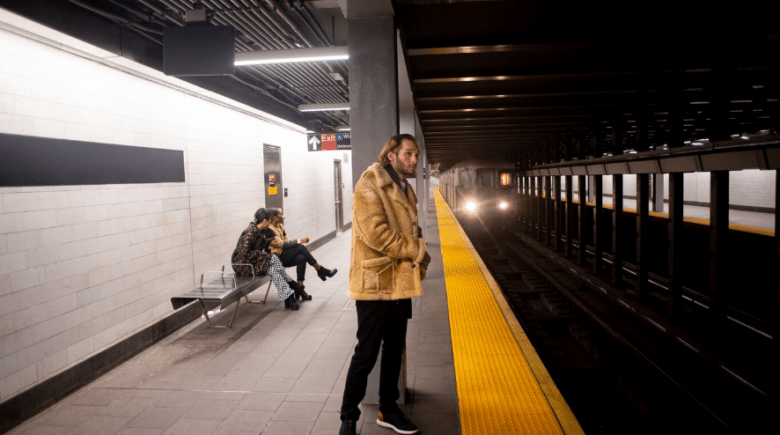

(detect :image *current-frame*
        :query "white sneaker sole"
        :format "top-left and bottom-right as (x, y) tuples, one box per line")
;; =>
(376, 419), (419, 434)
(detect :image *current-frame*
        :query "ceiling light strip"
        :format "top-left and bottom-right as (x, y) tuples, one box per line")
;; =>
(236, 46), (348, 66)
(298, 103), (350, 112)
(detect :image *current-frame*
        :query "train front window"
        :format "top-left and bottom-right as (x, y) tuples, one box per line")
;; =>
(459, 170), (472, 189)
(476, 169), (494, 187)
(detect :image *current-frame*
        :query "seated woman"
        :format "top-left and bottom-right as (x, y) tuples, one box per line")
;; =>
(266, 209), (337, 300)
(231, 208), (305, 310)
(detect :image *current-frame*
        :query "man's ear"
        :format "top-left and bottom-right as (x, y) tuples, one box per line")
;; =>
(387, 152), (396, 164)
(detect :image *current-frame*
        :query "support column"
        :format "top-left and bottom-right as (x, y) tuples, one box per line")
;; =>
(545, 176), (552, 246)
(554, 175), (563, 252)
(773, 170), (780, 402)
(536, 177), (543, 241)
(593, 175), (603, 275)
(612, 174), (624, 286)
(531, 176), (537, 237)
(578, 175), (588, 266)
(523, 176), (530, 233)
(668, 172), (684, 318)
(398, 33), (427, 240)
(348, 15), (398, 188)
(710, 171), (729, 330)
(565, 175), (574, 258)
(636, 174), (650, 301)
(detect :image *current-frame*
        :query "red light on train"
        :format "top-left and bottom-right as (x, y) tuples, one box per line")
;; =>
(500, 173), (511, 186)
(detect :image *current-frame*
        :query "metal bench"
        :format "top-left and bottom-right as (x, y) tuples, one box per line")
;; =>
(170, 265), (274, 328)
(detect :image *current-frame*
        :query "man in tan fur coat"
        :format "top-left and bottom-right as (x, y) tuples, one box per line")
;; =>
(339, 134), (431, 435)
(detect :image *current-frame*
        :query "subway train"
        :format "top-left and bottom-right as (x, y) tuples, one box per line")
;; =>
(439, 157), (516, 229)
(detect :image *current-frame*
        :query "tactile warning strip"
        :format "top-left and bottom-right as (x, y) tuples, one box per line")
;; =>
(434, 189), (584, 435)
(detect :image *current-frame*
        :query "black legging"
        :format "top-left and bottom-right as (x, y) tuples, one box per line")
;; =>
(278, 244), (316, 281)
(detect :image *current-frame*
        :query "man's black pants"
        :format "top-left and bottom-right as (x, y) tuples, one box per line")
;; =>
(278, 244), (316, 281)
(340, 299), (411, 422)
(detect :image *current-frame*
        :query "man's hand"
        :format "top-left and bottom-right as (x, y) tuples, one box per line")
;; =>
(420, 251), (431, 280)
(300, 237), (310, 244)
(272, 247), (282, 255)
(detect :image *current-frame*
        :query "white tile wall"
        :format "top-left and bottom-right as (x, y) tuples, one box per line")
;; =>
(730, 169), (775, 209)
(563, 171), (775, 215)
(0, 17), (350, 404)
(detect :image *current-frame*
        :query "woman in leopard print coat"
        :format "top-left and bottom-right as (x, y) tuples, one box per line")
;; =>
(231, 209), (302, 309)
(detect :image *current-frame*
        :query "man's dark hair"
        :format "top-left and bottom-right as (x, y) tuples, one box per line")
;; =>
(254, 208), (271, 224)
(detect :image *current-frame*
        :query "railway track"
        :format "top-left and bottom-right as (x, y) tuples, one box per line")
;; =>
(460, 218), (769, 434)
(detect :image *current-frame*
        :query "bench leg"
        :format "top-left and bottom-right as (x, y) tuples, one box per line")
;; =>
(199, 299), (241, 329)
(263, 280), (273, 304)
(245, 280), (274, 305)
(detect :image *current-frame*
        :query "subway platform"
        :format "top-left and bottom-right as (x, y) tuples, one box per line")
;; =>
(7, 191), (582, 435)
(5, 200), (458, 435)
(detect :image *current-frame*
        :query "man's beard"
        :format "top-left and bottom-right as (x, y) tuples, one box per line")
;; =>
(394, 162), (417, 177)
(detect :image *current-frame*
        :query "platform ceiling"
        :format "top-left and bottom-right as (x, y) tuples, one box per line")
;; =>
(394, 0), (779, 170)
(1, 0), (777, 172)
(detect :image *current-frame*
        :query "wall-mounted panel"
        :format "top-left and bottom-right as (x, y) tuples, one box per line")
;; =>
(559, 166), (573, 175)
(605, 162), (629, 174)
(586, 164), (606, 175)
(700, 150), (761, 172)
(766, 148), (780, 169)
(0, 133), (185, 187)
(629, 159), (661, 174)
(659, 156), (698, 173)
(572, 166), (588, 175)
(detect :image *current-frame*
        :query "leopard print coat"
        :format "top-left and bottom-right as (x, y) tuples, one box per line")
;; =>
(231, 222), (273, 277)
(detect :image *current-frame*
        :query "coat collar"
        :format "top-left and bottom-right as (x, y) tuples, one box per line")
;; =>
(367, 162), (394, 188)
(365, 162), (417, 209)
(383, 164), (406, 192)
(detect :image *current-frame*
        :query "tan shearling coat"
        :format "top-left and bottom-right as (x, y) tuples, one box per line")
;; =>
(348, 162), (428, 300)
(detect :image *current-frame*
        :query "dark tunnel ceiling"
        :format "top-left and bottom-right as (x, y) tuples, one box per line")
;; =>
(394, 0), (779, 171)
(1, 0), (778, 172)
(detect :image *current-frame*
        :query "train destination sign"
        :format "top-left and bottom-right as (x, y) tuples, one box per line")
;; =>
(307, 133), (351, 151)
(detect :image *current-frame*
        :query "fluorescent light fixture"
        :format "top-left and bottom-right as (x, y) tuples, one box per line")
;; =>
(337, 125), (351, 131)
(298, 103), (350, 112)
(235, 46), (348, 66)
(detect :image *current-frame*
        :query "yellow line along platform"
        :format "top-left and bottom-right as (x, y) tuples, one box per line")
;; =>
(435, 189), (584, 435)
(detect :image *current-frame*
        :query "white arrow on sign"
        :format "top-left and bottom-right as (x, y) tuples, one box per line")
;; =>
(308, 135), (321, 150)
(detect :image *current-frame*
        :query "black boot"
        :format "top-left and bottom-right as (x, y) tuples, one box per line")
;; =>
(287, 280), (303, 297)
(284, 294), (299, 310)
(297, 288), (312, 301)
(316, 266), (338, 281)
(288, 280), (311, 301)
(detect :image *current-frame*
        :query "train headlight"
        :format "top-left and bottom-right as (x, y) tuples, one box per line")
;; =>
(464, 200), (478, 214)
(498, 200), (509, 210)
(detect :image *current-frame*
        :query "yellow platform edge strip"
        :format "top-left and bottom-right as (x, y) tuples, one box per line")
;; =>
(434, 189), (584, 435)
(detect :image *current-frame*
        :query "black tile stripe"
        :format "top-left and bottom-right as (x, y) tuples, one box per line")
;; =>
(0, 133), (185, 187)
